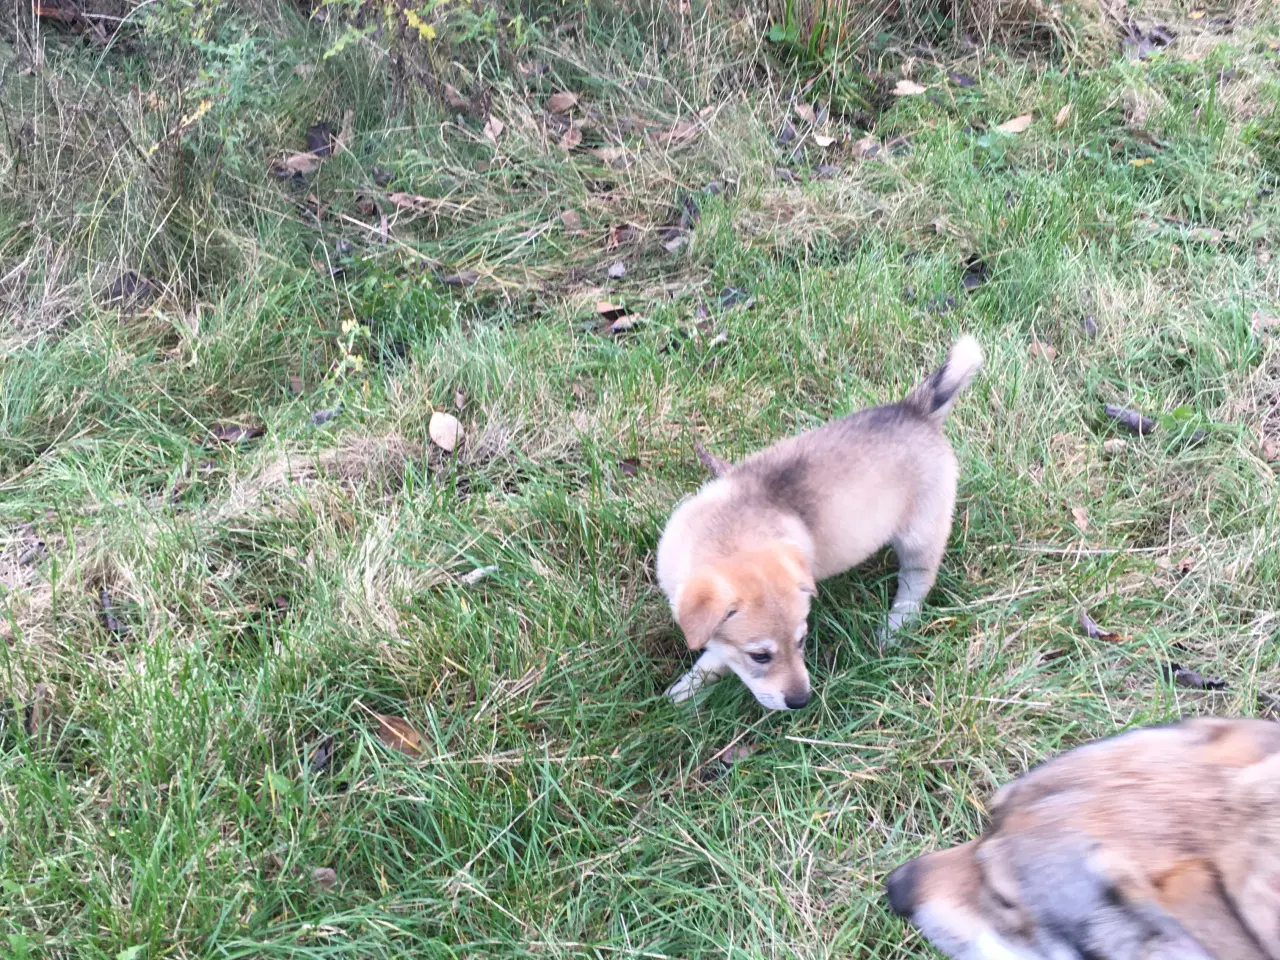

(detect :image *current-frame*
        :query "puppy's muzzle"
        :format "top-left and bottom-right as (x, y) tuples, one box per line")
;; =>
(884, 859), (920, 918)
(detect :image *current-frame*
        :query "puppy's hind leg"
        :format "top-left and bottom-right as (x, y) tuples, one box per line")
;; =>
(876, 513), (951, 650)
(666, 646), (730, 705)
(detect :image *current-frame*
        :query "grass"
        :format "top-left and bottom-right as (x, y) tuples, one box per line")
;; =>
(2, 2), (1280, 957)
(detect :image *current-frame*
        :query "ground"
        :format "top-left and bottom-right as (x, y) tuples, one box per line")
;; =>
(1, 3), (1279, 958)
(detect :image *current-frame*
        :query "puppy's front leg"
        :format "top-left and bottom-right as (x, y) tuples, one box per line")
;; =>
(666, 646), (730, 705)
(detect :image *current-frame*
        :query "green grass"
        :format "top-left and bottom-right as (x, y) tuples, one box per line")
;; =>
(2, 3), (1280, 958)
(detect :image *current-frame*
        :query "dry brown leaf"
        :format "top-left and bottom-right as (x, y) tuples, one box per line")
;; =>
(662, 119), (699, 145)
(718, 741), (757, 764)
(25, 683), (52, 737)
(312, 867), (338, 890)
(608, 314), (643, 334)
(373, 712), (424, 756)
(618, 458), (640, 476)
(1071, 506), (1089, 531)
(482, 115), (504, 144)
(1053, 104), (1073, 129)
(560, 210), (583, 233)
(454, 388), (467, 410)
(388, 192), (430, 211)
(208, 424), (265, 445)
(1188, 227), (1223, 245)
(429, 411), (464, 452)
(794, 102), (816, 124)
(277, 152), (323, 174)
(546, 91), (579, 114)
(1029, 340), (1057, 360)
(288, 375), (304, 395)
(595, 301), (627, 320)
(853, 136), (880, 158)
(996, 113), (1033, 134)
(812, 133), (836, 148)
(1102, 438), (1128, 456)
(443, 84), (469, 110)
(1188, 8), (1206, 18)
(1252, 312), (1280, 335)
(559, 124), (583, 151)
(592, 146), (628, 167)
(1263, 438), (1279, 462)
(893, 79), (927, 96)
(336, 109), (355, 153)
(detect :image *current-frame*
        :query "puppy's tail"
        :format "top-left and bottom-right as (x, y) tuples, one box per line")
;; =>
(901, 335), (983, 425)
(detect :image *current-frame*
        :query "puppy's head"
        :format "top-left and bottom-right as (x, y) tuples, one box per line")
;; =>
(886, 835), (1222, 960)
(674, 540), (815, 711)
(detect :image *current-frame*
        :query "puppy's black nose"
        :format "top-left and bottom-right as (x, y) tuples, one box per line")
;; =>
(784, 691), (810, 710)
(885, 860), (919, 918)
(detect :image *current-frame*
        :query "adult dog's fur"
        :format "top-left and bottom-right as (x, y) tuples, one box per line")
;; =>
(657, 336), (982, 710)
(885, 717), (1280, 959)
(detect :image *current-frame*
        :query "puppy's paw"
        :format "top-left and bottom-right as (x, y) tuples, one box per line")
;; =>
(666, 671), (701, 705)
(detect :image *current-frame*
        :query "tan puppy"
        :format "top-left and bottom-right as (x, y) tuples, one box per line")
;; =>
(885, 717), (1280, 960)
(657, 336), (983, 710)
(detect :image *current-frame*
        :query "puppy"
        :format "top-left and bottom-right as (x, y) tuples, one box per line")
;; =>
(657, 336), (983, 710)
(885, 717), (1280, 959)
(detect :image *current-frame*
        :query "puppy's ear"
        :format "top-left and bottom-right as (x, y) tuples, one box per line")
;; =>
(675, 569), (735, 650)
(774, 541), (816, 596)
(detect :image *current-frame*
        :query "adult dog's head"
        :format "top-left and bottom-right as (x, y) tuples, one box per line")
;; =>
(885, 719), (1280, 960)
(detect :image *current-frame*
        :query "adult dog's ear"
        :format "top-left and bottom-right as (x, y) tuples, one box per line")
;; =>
(675, 569), (735, 650)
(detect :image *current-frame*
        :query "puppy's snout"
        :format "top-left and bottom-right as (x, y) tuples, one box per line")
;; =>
(784, 690), (811, 710)
(884, 859), (920, 918)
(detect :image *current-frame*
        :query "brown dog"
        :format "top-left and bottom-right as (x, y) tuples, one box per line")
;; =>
(885, 717), (1280, 959)
(656, 336), (982, 710)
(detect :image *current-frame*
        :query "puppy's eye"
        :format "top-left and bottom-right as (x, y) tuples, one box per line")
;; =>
(748, 651), (772, 664)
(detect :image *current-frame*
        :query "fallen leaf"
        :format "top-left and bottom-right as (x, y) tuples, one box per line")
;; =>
(596, 301), (628, 321)
(378, 213), (389, 243)
(1079, 608), (1124, 643)
(608, 314), (643, 334)
(1129, 157), (1154, 167)
(277, 151), (323, 175)
(546, 91), (579, 114)
(559, 124), (582, 151)
(718, 740), (757, 764)
(310, 407), (340, 426)
(1053, 103), (1073, 129)
(1156, 554), (1195, 575)
(454, 388), (467, 410)
(308, 734), (335, 773)
(373, 712), (425, 755)
(592, 146), (628, 167)
(99, 589), (130, 637)
(1262, 438), (1279, 462)
(288, 375), (304, 395)
(441, 270), (480, 286)
(777, 122), (797, 144)
(661, 119), (699, 145)
(305, 122), (334, 157)
(814, 164), (840, 179)
(1187, 227), (1223, 245)
(812, 133), (836, 148)
(442, 84), (469, 110)
(607, 261), (626, 279)
(662, 232), (688, 252)
(1189, 8), (1205, 18)
(1252, 312), (1280, 335)
(794, 102), (816, 124)
(1029, 340), (1056, 360)
(208, 424), (265, 445)
(482, 115), (504, 144)
(460, 565), (498, 586)
(606, 224), (637, 249)
(1102, 438), (1128, 456)
(24, 683), (52, 737)
(995, 113), (1033, 134)
(388, 192), (430, 211)
(1070, 505), (1089, 531)
(949, 72), (977, 88)
(1163, 662), (1226, 691)
(618, 457), (640, 477)
(774, 166), (799, 182)
(1104, 404), (1157, 435)
(1082, 314), (1098, 338)
(429, 411), (464, 451)
(312, 867), (338, 890)
(893, 79), (927, 96)
(853, 136), (881, 158)
(561, 210), (583, 233)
